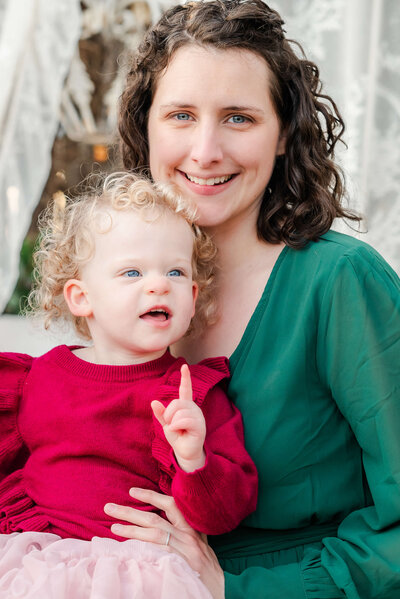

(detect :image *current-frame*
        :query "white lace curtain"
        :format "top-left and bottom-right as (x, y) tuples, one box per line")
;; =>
(273, 0), (400, 271)
(0, 0), (165, 313)
(1, 0), (400, 313)
(0, 0), (81, 312)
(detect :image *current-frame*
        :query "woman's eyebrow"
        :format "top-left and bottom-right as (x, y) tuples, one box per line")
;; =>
(159, 103), (196, 109)
(159, 102), (265, 114)
(224, 105), (265, 114)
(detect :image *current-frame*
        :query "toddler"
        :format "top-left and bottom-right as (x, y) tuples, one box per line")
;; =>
(0, 173), (257, 598)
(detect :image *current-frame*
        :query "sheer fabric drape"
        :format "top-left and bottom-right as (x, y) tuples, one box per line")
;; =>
(273, 0), (400, 272)
(0, 0), (81, 312)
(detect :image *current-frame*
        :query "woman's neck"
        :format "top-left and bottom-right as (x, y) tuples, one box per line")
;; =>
(205, 216), (264, 273)
(174, 218), (285, 363)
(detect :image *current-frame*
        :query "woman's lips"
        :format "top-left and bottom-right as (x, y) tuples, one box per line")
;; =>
(178, 170), (237, 195)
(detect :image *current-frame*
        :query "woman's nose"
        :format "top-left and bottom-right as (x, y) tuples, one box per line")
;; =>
(190, 123), (223, 167)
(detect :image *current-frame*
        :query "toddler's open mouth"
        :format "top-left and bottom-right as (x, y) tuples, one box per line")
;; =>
(140, 308), (171, 322)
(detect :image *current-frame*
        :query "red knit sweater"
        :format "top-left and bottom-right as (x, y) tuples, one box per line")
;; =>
(0, 346), (257, 540)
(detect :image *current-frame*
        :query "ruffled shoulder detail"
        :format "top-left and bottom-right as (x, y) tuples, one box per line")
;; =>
(0, 469), (49, 534)
(157, 356), (229, 406)
(151, 356), (230, 493)
(0, 352), (32, 467)
(190, 356), (230, 397)
(0, 352), (33, 404)
(0, 354), (46, 534)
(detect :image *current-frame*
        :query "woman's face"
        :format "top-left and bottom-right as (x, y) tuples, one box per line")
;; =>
(148, 45), (285, 231)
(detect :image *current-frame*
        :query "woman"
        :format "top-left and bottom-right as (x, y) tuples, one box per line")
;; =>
(104, 1), (400, 597)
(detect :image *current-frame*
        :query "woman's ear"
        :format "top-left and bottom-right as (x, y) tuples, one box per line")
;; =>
(63, 279), (92, 317)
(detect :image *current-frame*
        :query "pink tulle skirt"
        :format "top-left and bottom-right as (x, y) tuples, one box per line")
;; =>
(0, 532), (212, 598)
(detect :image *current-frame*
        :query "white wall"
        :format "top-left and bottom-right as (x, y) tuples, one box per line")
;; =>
(0, 315), (81, 356)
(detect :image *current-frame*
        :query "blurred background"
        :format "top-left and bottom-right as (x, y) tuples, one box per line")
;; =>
(1, 0), (399, 353)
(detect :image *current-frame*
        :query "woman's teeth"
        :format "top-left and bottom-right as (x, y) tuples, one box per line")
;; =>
(185, 174), (233, 186)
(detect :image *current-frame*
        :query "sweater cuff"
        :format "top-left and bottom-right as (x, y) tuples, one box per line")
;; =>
(301, 547), (345, 599)
(171, 447), (218, 495)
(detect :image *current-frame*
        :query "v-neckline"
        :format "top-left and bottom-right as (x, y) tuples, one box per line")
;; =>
(229, 244), (290, 370)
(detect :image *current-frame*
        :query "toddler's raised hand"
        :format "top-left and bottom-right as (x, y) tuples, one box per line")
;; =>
(151, 364), (206, 472)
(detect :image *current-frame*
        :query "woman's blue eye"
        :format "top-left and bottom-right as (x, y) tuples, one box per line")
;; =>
(124, 270), (141, 278)
(229, 115), (247, 124)
(167, 269), (183, 277)
(175, 113), (191, 120)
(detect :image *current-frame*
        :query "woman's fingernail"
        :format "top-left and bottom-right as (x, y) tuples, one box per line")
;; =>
(129, 487), (141, 496)
(104, 503), (116, 513)
(111, 524), (122, 534)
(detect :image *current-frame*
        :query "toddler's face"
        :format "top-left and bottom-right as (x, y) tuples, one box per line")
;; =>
(76, 208), (198, 364)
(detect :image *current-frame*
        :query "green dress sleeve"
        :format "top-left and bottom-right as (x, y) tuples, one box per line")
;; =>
(224, 243), (400, 599)
(315, 246), (400, 599)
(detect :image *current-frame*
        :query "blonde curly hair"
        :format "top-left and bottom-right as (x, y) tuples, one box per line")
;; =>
(27, 172), (217, 339)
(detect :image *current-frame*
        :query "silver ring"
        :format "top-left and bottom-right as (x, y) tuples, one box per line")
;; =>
(165, 531), (171, 546)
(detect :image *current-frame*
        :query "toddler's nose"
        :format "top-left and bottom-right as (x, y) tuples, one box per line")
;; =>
(145, 274), (170, 295)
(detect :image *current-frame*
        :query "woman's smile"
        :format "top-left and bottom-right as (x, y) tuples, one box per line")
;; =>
(184, 173), (234, 186)
(178, 169), (238, 196)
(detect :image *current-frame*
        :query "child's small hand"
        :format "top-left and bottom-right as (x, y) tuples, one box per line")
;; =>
(151, 364), (206, 472)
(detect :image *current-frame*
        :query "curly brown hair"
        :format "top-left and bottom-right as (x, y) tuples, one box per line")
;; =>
(27, 173), (217, 339)
(119, 0), (360, 248)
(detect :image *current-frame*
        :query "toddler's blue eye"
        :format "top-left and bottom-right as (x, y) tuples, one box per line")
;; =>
(125, 270), (141, 277)
(167, 269), (183, 277)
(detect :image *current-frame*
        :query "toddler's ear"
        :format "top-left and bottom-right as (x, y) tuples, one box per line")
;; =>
(63, 279), (92, 317)
(191, 282), (199, 318)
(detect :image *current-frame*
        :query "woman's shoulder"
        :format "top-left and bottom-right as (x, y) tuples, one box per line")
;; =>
(319, 229), (380, 255)
(302, 230), (400, 317)
(319, 230), (398, 282)
(289, 230), (398, 280)
(274, 230), (400, 307)
(311, 229), (381, 258)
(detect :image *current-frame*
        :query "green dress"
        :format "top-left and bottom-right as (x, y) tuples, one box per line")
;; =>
(209, 230), (400, 599)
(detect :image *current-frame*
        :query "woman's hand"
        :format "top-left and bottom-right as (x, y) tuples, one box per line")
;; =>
(104, 488), (225, 599)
